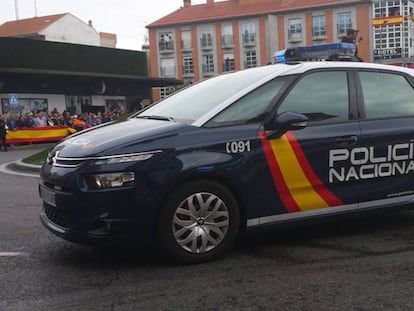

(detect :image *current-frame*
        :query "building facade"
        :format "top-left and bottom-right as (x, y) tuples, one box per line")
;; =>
(148, 0), (414, 101)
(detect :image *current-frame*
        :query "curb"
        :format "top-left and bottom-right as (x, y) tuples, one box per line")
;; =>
(0, 160), (41, 178)
(13, 159), (42, 173)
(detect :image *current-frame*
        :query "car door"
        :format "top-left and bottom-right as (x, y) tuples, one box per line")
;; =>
(250, 69), (363, 225)
(204, 69), (363, 225)
(355, 69), (414, 209)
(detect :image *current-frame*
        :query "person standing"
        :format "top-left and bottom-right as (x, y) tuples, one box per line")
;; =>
(0, 115), (8, 152)
(341, 28), (358, 44)
(341, 28), (363, 61)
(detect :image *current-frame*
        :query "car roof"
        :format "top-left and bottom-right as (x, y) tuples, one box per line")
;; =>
(279, 61), (414, 76)
(193, 61), (413, 126)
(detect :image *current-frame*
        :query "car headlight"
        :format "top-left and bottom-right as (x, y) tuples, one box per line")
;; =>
(85, 172), (135, 190)
(92, 152), (157, 165)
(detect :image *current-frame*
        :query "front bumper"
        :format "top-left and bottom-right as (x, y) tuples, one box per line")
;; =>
(38, 182), (155, 247)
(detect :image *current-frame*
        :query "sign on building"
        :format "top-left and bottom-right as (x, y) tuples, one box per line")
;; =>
(373, 48), (402, 60)
(8, 94), (19, 108)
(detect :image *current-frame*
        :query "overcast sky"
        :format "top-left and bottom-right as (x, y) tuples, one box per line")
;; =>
(1, 0), (208, 50)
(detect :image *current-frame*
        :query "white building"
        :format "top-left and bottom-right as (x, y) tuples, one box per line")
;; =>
(0, 13), (116, 47)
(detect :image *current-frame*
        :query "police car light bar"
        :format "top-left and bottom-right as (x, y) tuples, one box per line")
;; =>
(274, 43), (358, 63)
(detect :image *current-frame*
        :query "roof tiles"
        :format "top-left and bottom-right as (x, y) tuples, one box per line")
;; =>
(148, 0), (367, 27)
(0, 13), (67, 36)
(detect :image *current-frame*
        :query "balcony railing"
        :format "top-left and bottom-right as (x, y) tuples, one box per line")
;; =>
(288, 32), (303, 42)
(242, 33), (256, 46)
(223, 60), (235, 72)
(158, 40), (175, 53)
(244, 61), (257, 69)
(181, 39), (192, 50)
(337, 24), (352, 37)
(201, 64), (215, 75)
(200, 36), (214, 50)
(160, 66), (176, 77)
(221, 35), (234, 47)
(312, 28), (327, 40)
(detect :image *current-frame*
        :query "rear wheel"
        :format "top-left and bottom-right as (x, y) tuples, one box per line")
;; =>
(157, 180), (240, 264)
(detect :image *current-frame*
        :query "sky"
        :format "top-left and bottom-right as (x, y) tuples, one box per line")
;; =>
(0, 0), (208, 51)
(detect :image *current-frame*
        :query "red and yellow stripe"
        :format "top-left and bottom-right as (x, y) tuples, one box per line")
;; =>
(5, 126), (76, 144)
(373, 16), (403, 27)
(260, 131), (343, 213)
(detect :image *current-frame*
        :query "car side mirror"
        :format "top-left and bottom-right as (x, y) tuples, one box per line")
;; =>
(264, 112), (308, 139)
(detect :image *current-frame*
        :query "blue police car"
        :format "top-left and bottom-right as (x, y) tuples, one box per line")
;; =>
(39, 61), (414, 263)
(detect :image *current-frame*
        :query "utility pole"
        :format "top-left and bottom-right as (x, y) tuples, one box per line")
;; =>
(34, 0), (38, 17)
(14, 0), (20, 35)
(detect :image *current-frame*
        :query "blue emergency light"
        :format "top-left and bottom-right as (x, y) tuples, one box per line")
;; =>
(274, 42), (358, 63)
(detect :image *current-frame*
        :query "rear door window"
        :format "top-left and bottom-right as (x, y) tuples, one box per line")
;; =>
(359, 71), (414, 119)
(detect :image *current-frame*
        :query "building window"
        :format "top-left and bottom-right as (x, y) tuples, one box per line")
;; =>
(202, 54), (215, 74)
(181, 30), (192, 50)
(223, 53), (235, 72)
(244, 51), (257, 69)
(312, 15), (326, 38)
(288, 18), (303, 42)
(373, 1), (408, 59)
(183, 56), (194, 75)
(1, 98), (48, 115)
(159, 86), (177, 99)
(242, 23), (256, 45)
(160, 58), (176, 77)
(222, 23), (234, 47)
(158, 32), (174, 51)
(374, 1), (401, 17)
(337, 12), (352, 36)
(200, 28), (214, 49)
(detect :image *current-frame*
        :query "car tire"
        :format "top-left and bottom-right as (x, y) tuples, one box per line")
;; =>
(157, 180), (240, 264)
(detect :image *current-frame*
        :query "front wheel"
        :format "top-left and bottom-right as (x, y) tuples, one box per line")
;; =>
(157, 180), (240, 264)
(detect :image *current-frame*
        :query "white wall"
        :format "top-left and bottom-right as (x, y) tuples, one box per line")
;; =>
(41, 14), (101, 46)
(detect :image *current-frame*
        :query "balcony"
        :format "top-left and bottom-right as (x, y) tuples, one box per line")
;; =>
(243, 61), (257, 69)
(312, 28), (327, 41)
(158, 40), (175, 54)
(201, 64), (215, 76)
(160, 65), (176, 77)
(242, 33), (256, 46)
(221, 35), (234, 48)
(337, 24), (352, 38)
(181, 39), (192, 51)
(288, 32), (303, 43)
(223, 59), (235, 72)
(200, 36), (214, 50)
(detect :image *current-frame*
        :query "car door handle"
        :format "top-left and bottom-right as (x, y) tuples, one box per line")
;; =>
(335, 136), (358, 146)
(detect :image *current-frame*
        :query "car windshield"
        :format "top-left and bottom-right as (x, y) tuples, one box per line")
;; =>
(136, 65), (293, 124)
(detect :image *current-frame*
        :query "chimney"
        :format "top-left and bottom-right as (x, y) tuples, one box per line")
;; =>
(183, 0), (191, 7)
(207, 0), (214, 6)
(88, 20), (93, 27)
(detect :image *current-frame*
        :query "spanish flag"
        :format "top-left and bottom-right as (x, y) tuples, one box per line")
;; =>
(6, 126), (76, 144)
(373, 16), (403, 27)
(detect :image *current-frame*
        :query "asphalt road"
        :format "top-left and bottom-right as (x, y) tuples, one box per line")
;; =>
(1, 144), (414, 311)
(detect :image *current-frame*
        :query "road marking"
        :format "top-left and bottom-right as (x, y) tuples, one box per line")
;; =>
(0, 252), (26, 257)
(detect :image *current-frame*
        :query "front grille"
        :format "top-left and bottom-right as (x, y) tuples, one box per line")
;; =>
(43, 204), (78, 228)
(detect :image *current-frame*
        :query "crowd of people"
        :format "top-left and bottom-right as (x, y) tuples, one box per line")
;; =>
(0, 109), (124, 151)
(4, 109), (121, 131)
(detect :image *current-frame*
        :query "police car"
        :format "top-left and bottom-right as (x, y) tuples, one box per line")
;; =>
(39, 60), (414, 264)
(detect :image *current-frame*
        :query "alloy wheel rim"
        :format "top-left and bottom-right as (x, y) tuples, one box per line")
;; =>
(172, 192), (230, 254)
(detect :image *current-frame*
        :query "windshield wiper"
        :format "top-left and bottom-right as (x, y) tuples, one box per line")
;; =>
(136, 115), (175, 122)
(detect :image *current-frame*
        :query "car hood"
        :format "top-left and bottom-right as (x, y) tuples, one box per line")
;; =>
(53, 118), (187, 157)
